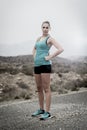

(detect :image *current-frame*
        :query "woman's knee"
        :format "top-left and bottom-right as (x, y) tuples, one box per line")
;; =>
(44, 87), (51, 93)
(37, 85), (43, 92)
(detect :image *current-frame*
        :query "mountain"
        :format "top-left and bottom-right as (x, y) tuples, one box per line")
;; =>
(0, 55), (87, 74)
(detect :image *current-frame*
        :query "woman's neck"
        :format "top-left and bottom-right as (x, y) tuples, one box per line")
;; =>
(42, 34), (49, 37)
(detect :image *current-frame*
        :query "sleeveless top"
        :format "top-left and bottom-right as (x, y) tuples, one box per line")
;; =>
(34, 36), (52, 66)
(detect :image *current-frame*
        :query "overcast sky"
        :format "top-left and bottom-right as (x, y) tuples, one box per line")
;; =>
(0, 0), (87, 58)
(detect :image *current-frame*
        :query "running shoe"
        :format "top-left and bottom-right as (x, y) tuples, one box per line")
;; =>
(40, 111), (51, 120)
(31, 109), (45, 117)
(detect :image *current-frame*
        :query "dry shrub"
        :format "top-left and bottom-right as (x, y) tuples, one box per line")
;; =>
(22, 64), (33, 76)
(1, 83), (32, 101)
(16, 82), (29, 89)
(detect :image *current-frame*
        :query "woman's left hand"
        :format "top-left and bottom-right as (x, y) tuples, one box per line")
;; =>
(45, 55), (51, 61)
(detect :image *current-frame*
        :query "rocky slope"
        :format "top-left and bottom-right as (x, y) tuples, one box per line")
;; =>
(0, 55), (87, 102)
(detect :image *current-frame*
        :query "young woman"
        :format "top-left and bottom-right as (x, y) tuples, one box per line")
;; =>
(32, 21), (64, 120)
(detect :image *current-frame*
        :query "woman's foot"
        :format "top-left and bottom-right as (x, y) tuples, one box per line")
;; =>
(40, 111), (51, 120)
(31, 109), (45, 117)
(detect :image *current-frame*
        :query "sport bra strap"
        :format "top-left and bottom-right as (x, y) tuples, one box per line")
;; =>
(46, 35), (50, 44)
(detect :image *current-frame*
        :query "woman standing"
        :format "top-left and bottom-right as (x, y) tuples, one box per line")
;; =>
(32, 21), (64, 120)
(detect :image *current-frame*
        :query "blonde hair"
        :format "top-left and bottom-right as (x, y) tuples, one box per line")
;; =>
(42, 21), (51, 27)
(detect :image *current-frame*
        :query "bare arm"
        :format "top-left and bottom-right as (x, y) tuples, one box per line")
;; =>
(45, 37), (64, 60)
(32, 37), (41, 58)
(32, 46), (36, 58)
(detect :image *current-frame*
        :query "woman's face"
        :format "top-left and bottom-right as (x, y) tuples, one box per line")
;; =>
(42, 23), (50, 35)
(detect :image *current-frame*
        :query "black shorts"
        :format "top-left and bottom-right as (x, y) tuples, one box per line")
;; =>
(34, 65), (52, 74)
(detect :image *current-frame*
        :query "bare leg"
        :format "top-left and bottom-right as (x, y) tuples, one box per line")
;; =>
(41, 73), (51, 112)
(34, 74), (44, 110)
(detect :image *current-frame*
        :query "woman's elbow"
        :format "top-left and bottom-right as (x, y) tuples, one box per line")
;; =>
(60, 48), (64, 53)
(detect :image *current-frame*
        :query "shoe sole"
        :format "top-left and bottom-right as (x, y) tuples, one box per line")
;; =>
(40, 115), (54, 120)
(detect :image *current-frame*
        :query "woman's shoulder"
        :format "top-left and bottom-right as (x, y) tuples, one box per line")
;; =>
(49, 35), (54, 39)
(47, 36), (58, 46)
(47, 35), (54, 43)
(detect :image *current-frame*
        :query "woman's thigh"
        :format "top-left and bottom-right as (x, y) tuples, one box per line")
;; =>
(34, 74), (42, 90)
(41, 73), (51, 90)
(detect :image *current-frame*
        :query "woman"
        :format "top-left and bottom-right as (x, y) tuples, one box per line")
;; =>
(32, 21), (64, 120)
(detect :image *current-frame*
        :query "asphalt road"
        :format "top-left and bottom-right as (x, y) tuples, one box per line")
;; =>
(0, 91), (87, 130)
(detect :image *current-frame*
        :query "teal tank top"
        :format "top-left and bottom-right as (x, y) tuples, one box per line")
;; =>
(34, 36), (52, 66)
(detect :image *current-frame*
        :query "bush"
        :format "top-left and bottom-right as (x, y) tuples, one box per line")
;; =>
(22, 64), (33, 76)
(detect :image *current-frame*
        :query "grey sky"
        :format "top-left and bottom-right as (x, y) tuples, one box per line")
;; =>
(0, 0), (87, 58)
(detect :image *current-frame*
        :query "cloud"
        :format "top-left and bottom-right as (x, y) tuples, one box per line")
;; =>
(0, 0), (87, 57)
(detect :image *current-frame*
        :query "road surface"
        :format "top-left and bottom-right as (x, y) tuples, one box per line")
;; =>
(0, 91), (87, 130)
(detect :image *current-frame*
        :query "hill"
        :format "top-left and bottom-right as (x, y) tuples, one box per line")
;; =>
(0, 55), (87, 102)
(0, 55), (87, 74)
